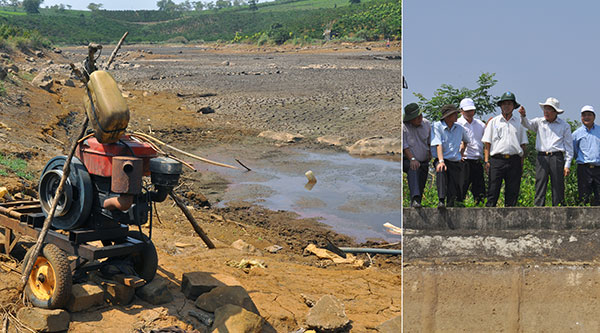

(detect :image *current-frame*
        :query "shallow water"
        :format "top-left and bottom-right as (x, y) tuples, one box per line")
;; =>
(194, 145), (401, 242)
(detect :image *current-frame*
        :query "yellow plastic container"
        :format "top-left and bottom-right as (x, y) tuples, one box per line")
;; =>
(83, 71), (130, 143)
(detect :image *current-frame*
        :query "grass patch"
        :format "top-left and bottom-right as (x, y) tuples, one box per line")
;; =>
(0, 153), (33, 180)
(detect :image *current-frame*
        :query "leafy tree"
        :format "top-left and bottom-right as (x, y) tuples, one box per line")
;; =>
(156, 0), (176, 11)
(413, 72), (499, 121)
(248, 0), (258, 11)
(9, 0), (19, 11)
(87, 2), (103, 11)
(205, 1), (214, 10)
(233, 0), (245, 6)
(66, 4), (71, 9)
(176, 0), (192, 11)
(215, 0), (231, 9)
(349, 0), (361, 4)
(192, 1), (203, 11)
(23, 0), (43, 14)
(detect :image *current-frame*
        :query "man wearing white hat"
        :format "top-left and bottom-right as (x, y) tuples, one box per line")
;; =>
(457, 98), (486, 204)
(519, 97), (573, 206)
(572, 105), (600, 205)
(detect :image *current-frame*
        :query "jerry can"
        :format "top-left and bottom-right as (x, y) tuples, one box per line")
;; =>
(83, 70), (130, 143)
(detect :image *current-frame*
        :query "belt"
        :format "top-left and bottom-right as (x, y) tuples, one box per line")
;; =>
(538, 151), (563, 156)
(582, 163), (599, 169)
(491, 154), (519, 159)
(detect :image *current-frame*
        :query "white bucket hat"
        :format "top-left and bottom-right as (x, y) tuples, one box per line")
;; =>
(581, 105), (595, 114)
(459, 98), (476, 111)
(539, 97), (563, 114)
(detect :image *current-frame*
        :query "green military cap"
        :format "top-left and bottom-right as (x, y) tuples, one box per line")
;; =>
(404, 103), (422, 122)
(497, 92), (521, 109)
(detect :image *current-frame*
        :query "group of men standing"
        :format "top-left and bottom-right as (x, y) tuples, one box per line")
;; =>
(403, 92), (600, 207)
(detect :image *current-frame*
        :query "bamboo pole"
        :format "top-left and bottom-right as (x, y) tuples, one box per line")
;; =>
(169, 191), (215, 249)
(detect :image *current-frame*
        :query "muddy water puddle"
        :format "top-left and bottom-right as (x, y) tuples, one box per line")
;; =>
(193, 145), (401, 242)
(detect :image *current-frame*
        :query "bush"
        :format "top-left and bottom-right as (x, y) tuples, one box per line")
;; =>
(165, 35), (188, 44)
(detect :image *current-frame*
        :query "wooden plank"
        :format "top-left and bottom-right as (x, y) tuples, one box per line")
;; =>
(113, 274), (145, 288)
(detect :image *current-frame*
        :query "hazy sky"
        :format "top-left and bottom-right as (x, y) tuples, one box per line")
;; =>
(41, 0), (267, 11)
(404, 1), (600, 123)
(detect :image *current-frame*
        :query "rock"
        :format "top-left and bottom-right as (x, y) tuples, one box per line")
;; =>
(195, 286), (260, 315)
(6, 64), (18, 73)
(143, 91), (151, 97)
(121, 91), (132, 98)
(316, 135), (346, 147)
(231, 239), (262, 255)
(67, 283), (104, 312)
(0, 66), (6, 80)
(212, 304), (264, 333)
(17, 307), (70, 332)
(303, 243), (364, 267)
(136, 277), (173, 305)
(221, 61), (230, 66)
(53, 48), (62, 54)
(0, 53), (10, 59)
(346, 137), (401, 156)
(264, 245), (282, 253)
(181, 271), (241, 300)
(32, 72), (54, 91)
(34, 50), (44, 57)
(197, 105), (215, 114)
(258, 130), (304, 143)
(188, 309), (215, 327)
(46, 59), (54, 65)
(90, 273), (135, 305)
(63, 79), (75, 87)
(376, 315), (401, 333)
(26, 56), (35, 62)
(306, 295), (350, 332)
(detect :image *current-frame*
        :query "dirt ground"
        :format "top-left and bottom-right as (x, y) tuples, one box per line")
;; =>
(0, 41), (400, 332)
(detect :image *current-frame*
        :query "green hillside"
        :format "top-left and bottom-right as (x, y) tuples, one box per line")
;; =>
(0, 0), (401, 45)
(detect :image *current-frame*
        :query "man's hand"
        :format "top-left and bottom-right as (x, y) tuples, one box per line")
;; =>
(518, 106), (526, 117)
(436, 161), (446, 172)
(410, 160), (420, 170)
(564, 168), (570, 177)
(484, 162), (490, 173)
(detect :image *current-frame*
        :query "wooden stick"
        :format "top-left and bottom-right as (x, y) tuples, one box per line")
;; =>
(133, 131), (238, 169)
(169, 191), (215, 249)
(105, 32), (129, 70)
(235, 159), (251, 171)
(19, 117), (89, 294)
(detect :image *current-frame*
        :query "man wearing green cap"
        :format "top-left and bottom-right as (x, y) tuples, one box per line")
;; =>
(482, 92), (529, 207)
(403, 103), (431, 207)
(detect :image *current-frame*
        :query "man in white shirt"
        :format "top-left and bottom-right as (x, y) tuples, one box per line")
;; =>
(519, 97), (573, 206)
(457, 98), (486, 205)
(482, 92), (529, 207)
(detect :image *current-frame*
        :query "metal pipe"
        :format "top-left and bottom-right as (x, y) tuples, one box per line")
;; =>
(338, 247), (402, 255)
(103, 194), (134, 211)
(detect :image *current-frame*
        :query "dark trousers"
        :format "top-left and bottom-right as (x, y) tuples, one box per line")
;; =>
(434, 159), (465, 206)
(462, 159), (486, 203)
(577, 163), (600, 205)
(535, 153), (565, 206)
(486, 155), (522, 207)
(403, 159), (429, 199)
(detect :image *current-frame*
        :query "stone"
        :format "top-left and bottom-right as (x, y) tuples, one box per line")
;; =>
(67, 282), (104, 312)
(188, 309), (215, 327)
(26, 56), (35, 62)
(264, 245), (282, 253)
(181, 271), (241, 300)
(231, 239), (262, 255)
(306, 295), (350, 332)
(221, 61), (230, 66)
(197, 105), (215, 114)
(0, 66), (6, 80)
(376, 315), (401, 333)
(90, 273), (135, 305)
(258, 130), (304, 143)
(346, 137), (401, 156)
(136, 277), (173, 305)
(31, 72), (54, 92)
(316, 135), (346, 147)
(63, 79), (75, 87)
(6, 64), (18, 73)
(195, 286), (260, 315)
(212, 304), (264, 333)
(17, 307), (70, 332)
(34, 50), (44, 57)
(0, 53), (10, 59)
(46, 59), (54, 65)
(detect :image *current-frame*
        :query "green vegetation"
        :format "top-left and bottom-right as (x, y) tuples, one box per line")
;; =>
(0, 0), (399, 45)
(0, 22), (50, 51)
(405, 77), (582, 207)
(0, 153), (33, 180)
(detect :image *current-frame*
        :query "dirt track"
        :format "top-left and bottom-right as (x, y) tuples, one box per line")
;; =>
(0, 42), (400, 332)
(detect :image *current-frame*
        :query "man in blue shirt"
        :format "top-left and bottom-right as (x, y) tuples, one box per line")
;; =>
(572, 105), (600, 205)
(431, 104), (470, 207)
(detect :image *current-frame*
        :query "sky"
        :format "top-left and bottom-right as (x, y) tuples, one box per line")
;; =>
(404, 1), (600, 123)
(41, 0), (267, 11)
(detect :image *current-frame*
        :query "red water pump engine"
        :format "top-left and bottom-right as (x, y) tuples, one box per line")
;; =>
(38, 135), (182, 231)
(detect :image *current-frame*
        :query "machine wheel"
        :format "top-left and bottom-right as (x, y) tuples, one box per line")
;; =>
(39, 156), (93, 230)
(23, 244), (72, 309)
(126, 231), (158, 283)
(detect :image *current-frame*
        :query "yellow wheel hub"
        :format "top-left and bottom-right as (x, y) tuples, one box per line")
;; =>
(28, 257), (56, 301)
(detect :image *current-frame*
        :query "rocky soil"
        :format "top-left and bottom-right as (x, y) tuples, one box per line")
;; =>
(0, 41), (401, 332)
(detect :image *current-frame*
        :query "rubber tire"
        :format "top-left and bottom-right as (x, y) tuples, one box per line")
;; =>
(23, 244), (72, 309)
(127, 231), (158, 283)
